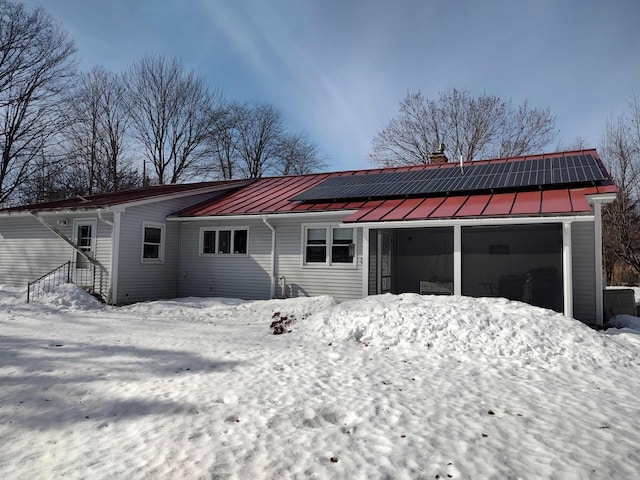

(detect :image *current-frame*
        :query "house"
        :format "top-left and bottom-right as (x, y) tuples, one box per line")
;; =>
(0, 149), (617, 327)
(0, 180), (252, 304)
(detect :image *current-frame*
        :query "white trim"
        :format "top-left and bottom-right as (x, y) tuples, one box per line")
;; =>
(351, 215), (594, 229)
(592, 201), (605, 326)
(141, 222), (165, 264)
(586, 192), (617, 205)
(111, 211), (121, 305)
(587, 193), (615, 326)
(562, 222), (573, 318)
(362, 227), (370, 298)
(96, 210), (116, 304)
(199, 226), (249, 256)
(453, 225), (462, 295)
(261, 217), (276, 299)
(71, 218), (98, 265)
(167, 210), (359, 222)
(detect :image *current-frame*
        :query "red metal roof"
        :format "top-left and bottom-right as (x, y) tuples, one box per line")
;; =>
(1, 179), (253, 213)
(172, 149), (617, 222)
(5, 149), (615, 221)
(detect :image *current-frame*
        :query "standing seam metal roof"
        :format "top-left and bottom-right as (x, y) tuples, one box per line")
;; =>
(172, 149), (617, 221)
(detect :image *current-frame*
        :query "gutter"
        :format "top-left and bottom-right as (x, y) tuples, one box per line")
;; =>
(167, 210), (359, 222)
(351, 214), (595, 229)
(261, 216), (276, 299)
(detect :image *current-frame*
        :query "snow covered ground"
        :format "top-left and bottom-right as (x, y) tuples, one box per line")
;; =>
(2, 284), (640, 479)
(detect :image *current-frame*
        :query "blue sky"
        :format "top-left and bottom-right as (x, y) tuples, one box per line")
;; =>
(24, 0), (640, 171)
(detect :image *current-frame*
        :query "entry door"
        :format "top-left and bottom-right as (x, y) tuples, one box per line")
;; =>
(377, 231), (393, 294)
(72, 219), (97, 285)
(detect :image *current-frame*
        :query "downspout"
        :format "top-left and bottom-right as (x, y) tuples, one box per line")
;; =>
(97, 210), (113, 227)
(98, 209), (121, 305)
(261, 216), (276, 299)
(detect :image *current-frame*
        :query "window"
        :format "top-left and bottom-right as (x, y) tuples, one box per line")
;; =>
(305, 227), (327, 263)
(76, 224), (93, 269)
(331, 227), (354, 263)
(142, 223), (165, 263)
(200, 228), (249, 255)
(303, 225), (355, 266)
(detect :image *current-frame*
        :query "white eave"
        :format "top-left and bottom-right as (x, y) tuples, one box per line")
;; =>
(586, 192), (617, 204)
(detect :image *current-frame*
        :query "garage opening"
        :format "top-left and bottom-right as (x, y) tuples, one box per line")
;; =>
(370, 227), (454, 295)
(461, 224), (563, 312)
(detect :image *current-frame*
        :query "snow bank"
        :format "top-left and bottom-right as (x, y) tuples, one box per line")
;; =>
(0, 284), (24, 306)
(3, 289), (640, 478)
(121, 294), (336, 325)
(303, 293), (640, 368)
(609, 314), (640, 331)
(0, 283), (103, 310)
(34, 283), (104, 310)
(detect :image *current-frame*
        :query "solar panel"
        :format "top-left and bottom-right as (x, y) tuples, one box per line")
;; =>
(293, 154), (608, 202)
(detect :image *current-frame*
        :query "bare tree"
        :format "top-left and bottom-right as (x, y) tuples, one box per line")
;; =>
(205, 102), (325, 179)
(205, 102), (243, 180)
(126, 54), (218, 184)
(274, 132), (325, 176)
(234, 103), (284, 178)
(0, 2), (76, 205)
(370, 87), (557, 167)
(63, 66), (139, 194)
(601, 94), (640, 281)
(17, 153), (78, 204)
(555, 136), (589, 151)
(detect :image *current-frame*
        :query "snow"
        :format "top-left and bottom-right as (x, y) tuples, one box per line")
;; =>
(2, 285), (640, 479)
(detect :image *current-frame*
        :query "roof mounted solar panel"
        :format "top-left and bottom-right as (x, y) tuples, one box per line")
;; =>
(292, 154), (607, 202)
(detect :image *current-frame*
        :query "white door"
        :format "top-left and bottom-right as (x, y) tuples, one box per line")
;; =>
(72, 219), (97, 285)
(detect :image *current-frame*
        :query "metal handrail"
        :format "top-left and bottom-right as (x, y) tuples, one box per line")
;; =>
(27, 262), (71, 303)
(26, 261), (103, 303)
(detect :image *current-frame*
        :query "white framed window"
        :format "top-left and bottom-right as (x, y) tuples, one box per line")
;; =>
(141, 222), (165, 263)
(303, 224), (356, 267)
(200, 227), (249, 255)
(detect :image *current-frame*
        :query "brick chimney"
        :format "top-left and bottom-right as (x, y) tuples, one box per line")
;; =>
(428, 143), (448, 164)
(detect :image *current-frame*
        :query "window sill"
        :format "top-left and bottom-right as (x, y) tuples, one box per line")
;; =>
(141, 259), (165, 265)
(302, 262), (358, 270)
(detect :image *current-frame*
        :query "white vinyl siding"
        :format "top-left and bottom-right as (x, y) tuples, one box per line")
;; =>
(0, 213), (113, 300)
(178, 215), (364, 302)
(179, 219), (271, 299)
(571, 221), (597, 324)
(274, 217), (363, 302)
(115, 194), (214, 304)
